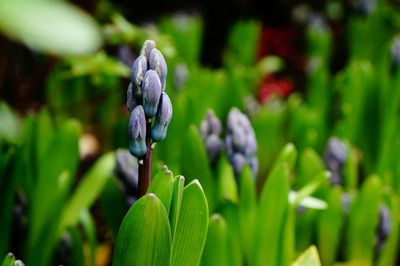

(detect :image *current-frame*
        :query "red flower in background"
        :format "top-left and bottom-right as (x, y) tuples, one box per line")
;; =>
(258, 74), (293, 102)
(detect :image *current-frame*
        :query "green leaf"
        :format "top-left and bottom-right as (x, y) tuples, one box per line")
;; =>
(239, 165), (256, 262)
(171, 180), (209, 266)
(0, 1), (102, 55)
(59, 152), (115, 235)
(181, 125), (216, 211)
(169, 175), (185, 238)
(1, 253), (15, 266)
(253, 163), (290, 266)
(80, 209), (97, 266)
(201, 214), (229, 266)
(346, 175), (382, 263)
(0, 102), (20, 145)
(113, 193), (172, 266)
(217, 157), (238, 204)
(272, 143), (297, 173)
(148, 166), (174, 213)
(296, 148), (325, 188)
(317, 188), (343, 266)
(292, 246), (322, 266)
(219, 202), (242, 266)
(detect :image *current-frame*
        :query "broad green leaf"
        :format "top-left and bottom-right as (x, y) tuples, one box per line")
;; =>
(272, 143), (297, 173)
(280, 206), (295, 266)
(219, 202), (242, 266)
(169, 175), (185, 238)
(171, 180), (209, 266)
(1, 253), (15, 266)
(181, 125), (216, 211)
(317, 188), (343, 266)
(297, 148), (325, 188)
(239, 165), (256, 262)
(217, 157), (238, 204)
(343, 147), (358, 190)
(0, 1), (102, 55)
(292, 246), (322, 266)
(59, 152), (115, 235)
(201, 214), (229, 266)
(113, 193), (172, 266)
(253, 163), (290, 266)
(148, 166), (174, 213)
(346, 175), (382, 263)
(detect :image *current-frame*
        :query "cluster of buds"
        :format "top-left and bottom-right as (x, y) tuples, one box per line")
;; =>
(127, 40), (173, 158)
(115, 149), (139, 206)
(375, 204), (391, 253)
(200, 109), (223, 166)
(353, 0), (375, 17)
(225, 108), (258, 178)
(323, 137), (348, 186)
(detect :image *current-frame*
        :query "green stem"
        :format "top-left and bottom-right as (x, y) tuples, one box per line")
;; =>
(138, 120), (153, 197)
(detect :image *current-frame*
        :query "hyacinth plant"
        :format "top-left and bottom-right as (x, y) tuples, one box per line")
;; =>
(127, 40), (173, 196)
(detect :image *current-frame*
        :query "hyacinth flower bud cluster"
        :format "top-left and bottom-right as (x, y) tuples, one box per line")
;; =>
(323, 137), (348, 186)
(354, 0), (375, 17)
(390, 36), (400, 75)
(225, 108), (258, 178)
(200, 109), (223, 166)
(115, 149), (139, 206)
(375, 204), (391, 253)
(127, 40), (173, 158)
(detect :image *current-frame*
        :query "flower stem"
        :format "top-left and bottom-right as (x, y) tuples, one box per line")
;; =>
(138, 120), (153, 197)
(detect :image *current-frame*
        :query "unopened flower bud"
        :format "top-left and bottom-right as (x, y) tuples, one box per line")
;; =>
(376, 204), (391, 253)
(115, 149), (138, 194)
(230, 153), (246, 176)
(391, 37), (400, 74)
(130, 55), (147, 98)
(248, 156), (259, 178)
(127, 83), (139, 112)
(174, 63), (188, 90)
(149, 48), (168, 90)
(200, 109), (222, 139)
(128, 106), (147, 157)
(151, 92), (173, 142)
(323, 137), (347, 186)
(142, 70), (162, 118)
(140, 40), (156, 61)
(205, 134), (222, 163)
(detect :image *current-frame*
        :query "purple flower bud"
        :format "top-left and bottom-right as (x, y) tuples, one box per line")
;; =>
(244, 134), (257, 156)
(376, 204), (391, 253)
(200, 109), (222, 139)
(130, 55), (147, 98)
(205, 134), (222, 163)
(127, 83), (139, 112)
(324, 137), (347, 186)
(142, 70), (162, 118)
(128, 106), (147, 158)
(149, 48), (168, 90)
(140, 40), (156, 61)
(230, 153), (246, 176)
(115, 149), (138, 194)
(151, 92), (173, 142)
(354, 0), (375, 17)
(174, 63), (188, 90)
(247, 156), (259, 178)
(391, 37), (400, 74)
(225, 135), (234, 155)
